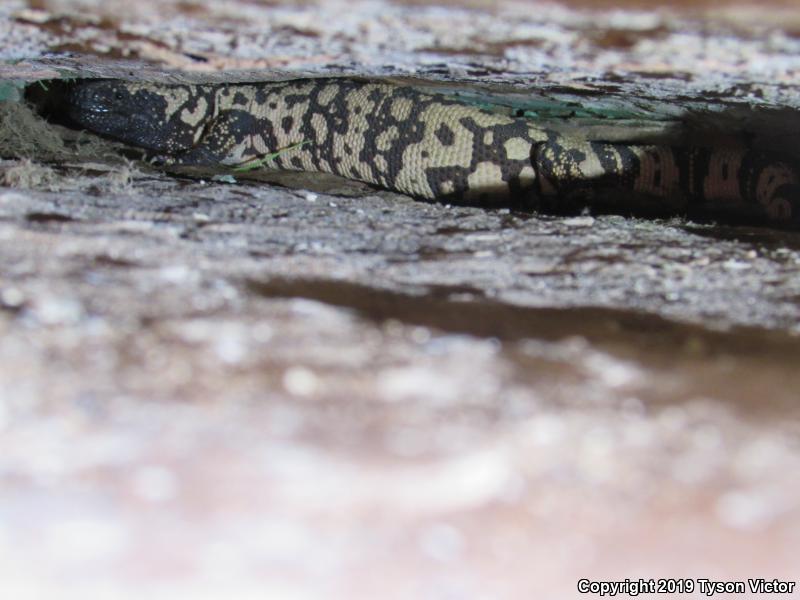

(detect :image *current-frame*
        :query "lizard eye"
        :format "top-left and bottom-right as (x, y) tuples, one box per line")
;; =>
(114, 90), (125, 101)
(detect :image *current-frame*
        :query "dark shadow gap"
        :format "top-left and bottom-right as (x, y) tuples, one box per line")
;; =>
(246, 276), (800, 363)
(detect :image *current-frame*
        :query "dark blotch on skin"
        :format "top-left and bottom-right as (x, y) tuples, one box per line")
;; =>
(282, 95), (306, 109)
(281, 116), (294, 133)
(435, 123), (455, 146)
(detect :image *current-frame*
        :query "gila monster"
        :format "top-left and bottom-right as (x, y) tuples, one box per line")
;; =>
(63, 78), (800, 223)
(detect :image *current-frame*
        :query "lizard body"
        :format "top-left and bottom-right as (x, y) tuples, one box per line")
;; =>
(64, 78), (800, 222)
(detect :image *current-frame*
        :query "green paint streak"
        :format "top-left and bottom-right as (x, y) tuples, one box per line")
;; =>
(212, 174), (237, 184)
(233, 140), (310, 172)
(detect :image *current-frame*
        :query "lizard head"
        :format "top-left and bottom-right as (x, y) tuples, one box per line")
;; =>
(65, 80), (210, 154)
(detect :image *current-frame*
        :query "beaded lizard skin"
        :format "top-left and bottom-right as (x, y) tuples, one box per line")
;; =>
(64, 78), (800, 222)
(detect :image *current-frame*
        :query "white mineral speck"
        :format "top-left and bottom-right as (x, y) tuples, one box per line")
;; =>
(304, 192), (318, 202)
(715, 490), (774, 531)
(563, 216), (595, 227)
(584, 352), (641, 387)
(723, 259), (751, 271)
(0, 287), (24, 307)
(158, 264), (194, 284)
(283, 366), (319, 397)
(32, 296), (84, 325)
(377, 366), (459, 404)
(214, 328), (248, 364)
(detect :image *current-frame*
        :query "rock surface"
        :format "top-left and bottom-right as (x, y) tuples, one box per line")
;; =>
(2, 1), (800, 598)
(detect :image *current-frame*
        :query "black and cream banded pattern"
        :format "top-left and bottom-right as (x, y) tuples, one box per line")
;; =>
(64, 78), (800, 222)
